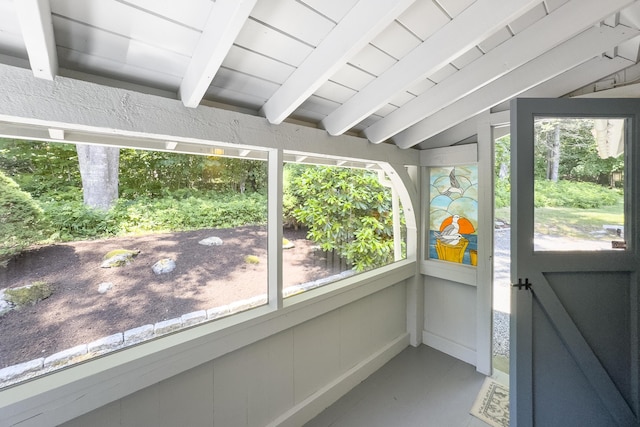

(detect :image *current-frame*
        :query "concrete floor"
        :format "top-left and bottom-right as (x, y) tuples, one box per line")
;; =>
(305, 345), (501, 427)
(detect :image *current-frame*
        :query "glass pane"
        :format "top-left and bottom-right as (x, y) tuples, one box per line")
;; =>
(533, 117), (625, 251)
(0, 139), (268, 387)
(282, 164), (406, 298)
(428, 165), (478, 265)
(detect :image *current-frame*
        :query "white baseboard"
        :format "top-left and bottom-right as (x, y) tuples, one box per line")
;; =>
(269, 333), (410, 427)
(422, 330), (476, 367)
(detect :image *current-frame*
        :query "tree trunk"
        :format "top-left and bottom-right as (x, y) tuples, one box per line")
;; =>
(546, 123), (560, 182)
(76, 144), (120, 210)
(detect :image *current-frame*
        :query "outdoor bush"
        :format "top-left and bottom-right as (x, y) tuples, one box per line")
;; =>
(106, 192), (267, 234)
(41, 200), (110, 241)
(40, 191), (268, 240)
(534, 180), (619, 209)
(494, 178), (510, 208)
(0, 171), (47, 266)
(290, 166), (399, 272)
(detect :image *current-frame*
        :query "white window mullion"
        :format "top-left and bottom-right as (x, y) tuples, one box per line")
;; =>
(268, 149), (283, 309)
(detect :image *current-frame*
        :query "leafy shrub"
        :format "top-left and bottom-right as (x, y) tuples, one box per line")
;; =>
(494, 178), (510, 209)
(106, 192), (267, 234)
(534, 180), (619, 209)
(290, 166), (400, 272)
(41, 191), (268, 240)
(0, 171), (47, 266)
(41, 200), (110, 241)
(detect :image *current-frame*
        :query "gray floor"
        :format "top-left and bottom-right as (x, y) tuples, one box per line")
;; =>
(305, 345), (497, 427)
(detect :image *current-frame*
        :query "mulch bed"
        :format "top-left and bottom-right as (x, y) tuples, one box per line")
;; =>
(0, 226), (343, 368)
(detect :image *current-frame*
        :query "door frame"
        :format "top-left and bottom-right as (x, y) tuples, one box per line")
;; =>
(509, 97), (640, 426)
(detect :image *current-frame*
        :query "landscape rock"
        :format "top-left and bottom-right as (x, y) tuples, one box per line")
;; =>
(124, 324), (154, 345)
(181, 310), (207, 327)
(44, 344), (88, 368)
(97, 282), (113, 294)
(154, 318), (182, 335)
(207, 305), (230, 320)
(198, 236), (223, 246)
(0, 289), (13, 316)
(88, 333), (123, 355)
(101, 249), (140, 268)
(0, 358), (44, 383)
(152, 258), (176, 275)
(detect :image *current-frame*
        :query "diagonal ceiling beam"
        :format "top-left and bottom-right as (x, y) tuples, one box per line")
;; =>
(179, 0), (256, 108)
(364, 0), (638, 144)
(260, 0), (415, 125)
(14, 0), (58, 80)
(393, 24), (640, 149)
(418, 55), (635, 149)
(320, 0), (539, 136)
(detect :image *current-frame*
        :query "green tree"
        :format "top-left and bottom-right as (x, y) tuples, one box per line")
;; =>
(0, 138), (81, 197)
(534, 118), (623, 184)
(289, 165), (399, 272)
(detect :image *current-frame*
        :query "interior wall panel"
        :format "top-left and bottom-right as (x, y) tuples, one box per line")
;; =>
(59, 282), (408, 427)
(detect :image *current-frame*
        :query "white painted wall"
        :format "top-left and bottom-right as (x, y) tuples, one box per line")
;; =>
(422, 276), (477, 366)
(58, 282), (408, 427)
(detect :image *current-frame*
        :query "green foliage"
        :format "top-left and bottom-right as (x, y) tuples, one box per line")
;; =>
(4, 281), (53, 307)
(40, 200), (110, 241)
(289, 166), (399, 272)
(40, 191), (267, 240)
(283, 164), (307, 229)
(534, 180), (620, 209)
(494, 178), (511, 209)
(0, 139), (268, 201)
(0, 139), (81, 197)
(0, 171), (47, 266)
(534, 119), (623, 184)
(118, 150), (268, 198)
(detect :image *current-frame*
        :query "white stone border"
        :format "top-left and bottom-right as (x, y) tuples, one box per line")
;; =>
(0, 271), (355, 388)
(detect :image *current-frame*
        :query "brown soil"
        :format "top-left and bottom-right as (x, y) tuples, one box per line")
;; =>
(0, 226), (342, 368)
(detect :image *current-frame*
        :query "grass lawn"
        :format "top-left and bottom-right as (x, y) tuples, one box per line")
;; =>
(495, 198), (624, 240)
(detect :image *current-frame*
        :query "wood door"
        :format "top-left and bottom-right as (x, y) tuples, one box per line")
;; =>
(510, 98), (640, 426)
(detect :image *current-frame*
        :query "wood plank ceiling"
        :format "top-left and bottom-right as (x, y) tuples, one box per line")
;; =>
(2, 0), (640, 149)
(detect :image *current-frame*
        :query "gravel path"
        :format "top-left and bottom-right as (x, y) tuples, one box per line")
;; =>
(493, 227), (511, 360)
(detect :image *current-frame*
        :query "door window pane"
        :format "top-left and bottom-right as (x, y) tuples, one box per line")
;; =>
(533, 117), (625, 251)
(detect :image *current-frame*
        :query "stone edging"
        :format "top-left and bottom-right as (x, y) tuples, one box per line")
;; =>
(0, 270), (355, 388)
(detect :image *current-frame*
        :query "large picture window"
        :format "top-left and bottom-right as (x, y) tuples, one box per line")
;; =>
(0, 138), (408, 388)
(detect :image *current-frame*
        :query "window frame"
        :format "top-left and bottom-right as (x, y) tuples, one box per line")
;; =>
(0, 127), (418, 426)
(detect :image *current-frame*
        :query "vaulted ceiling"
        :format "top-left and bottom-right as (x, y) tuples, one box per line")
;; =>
(2, 0), (640, 150)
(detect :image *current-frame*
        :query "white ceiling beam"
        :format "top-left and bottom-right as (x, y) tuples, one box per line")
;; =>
(417, 55), (634, 149)
(364, 0), (637, 144)
(320, 0), (539, 136)
(179, 0), (256, 108)
(260, 0), (415, 125)
(14, 0), (58, 80)
(418, 116), (479, 149)
(394, 24), (639, 149)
